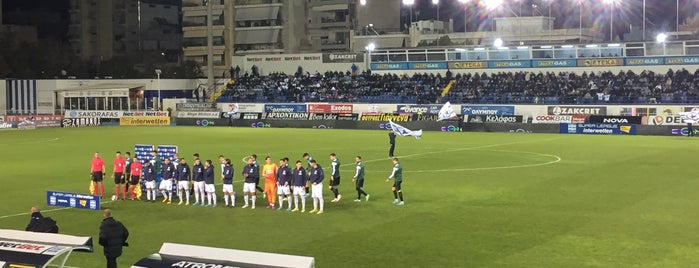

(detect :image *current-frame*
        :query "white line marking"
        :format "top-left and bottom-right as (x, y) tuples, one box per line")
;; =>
(400, 149), (561, 172)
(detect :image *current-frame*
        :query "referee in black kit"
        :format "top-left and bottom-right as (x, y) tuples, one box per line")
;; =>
(388, 130), (396, 157)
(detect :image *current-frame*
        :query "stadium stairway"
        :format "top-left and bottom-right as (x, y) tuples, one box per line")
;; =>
(436, 79), (455, 104)
(207, 79), (233, 102)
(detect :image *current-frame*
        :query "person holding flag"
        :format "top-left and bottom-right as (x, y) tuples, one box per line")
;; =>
(112, 151), (126, 200)
(128, 156), (142, 201)
(437, 101), (457, 121)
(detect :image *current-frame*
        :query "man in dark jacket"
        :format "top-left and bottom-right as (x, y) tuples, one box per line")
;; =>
(99, 209), (129, 268)
(25, 206), (58, 233)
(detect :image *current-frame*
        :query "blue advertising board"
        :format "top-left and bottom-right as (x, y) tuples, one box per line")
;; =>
(488, 60), (532, 68)
(47, 191), (100, 210)
(625, 57), (664, 66)
(461, 105), (515, 115)
(370, 62), (408, 70)
(264, 104), (307, 113)
(407, 62), (448, 69)
(560, 123), (636, 135)
(531, 59), (577, 68)
(664, 56), (699, 65)
(396, 104), (443, 114)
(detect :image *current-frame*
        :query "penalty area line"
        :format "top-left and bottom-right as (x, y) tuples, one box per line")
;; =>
(0, 200), (115, 220)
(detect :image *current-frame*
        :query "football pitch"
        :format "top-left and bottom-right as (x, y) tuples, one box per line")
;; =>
(2, 127), (699, 267)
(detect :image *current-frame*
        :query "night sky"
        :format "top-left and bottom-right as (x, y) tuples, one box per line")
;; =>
(1, 0), (694, 41)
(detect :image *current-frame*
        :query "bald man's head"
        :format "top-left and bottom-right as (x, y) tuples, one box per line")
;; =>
(103, 209), (112, 218)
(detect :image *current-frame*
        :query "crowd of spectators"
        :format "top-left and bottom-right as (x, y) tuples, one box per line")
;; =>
(217, 68), (699, 104)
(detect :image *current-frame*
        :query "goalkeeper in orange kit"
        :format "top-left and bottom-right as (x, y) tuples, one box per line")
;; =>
(261, 156), (278, 209)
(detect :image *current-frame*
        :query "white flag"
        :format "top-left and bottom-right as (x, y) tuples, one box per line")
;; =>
(437, 101), (457, 121)
(388, 120), (422, 140)
(679, 111), (699, 124)
(226, 103), (239, 116)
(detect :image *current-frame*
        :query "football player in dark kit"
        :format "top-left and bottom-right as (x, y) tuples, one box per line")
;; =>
(192, 158), (205, 206)
(353, 156), (370, 202)
(222, 159), (235, 207)
(242, 157), (260, 209)
(291, 160), (308, 212)
(203, 160), (216, 207)
(175, 158), (191, 205)
(385, 157), (405, 206)
(329, 153), (342, 202)
(143, 161), (156, 202)
(388, 130), (396, 157)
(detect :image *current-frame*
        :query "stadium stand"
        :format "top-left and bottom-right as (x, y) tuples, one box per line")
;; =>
(216, 68), (699, 104)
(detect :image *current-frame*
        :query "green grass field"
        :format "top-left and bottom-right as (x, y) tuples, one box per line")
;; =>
(2, 127), (699, 267)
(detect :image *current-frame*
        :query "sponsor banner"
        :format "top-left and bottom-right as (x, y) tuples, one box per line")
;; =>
(264, 112), (309, 120)
(396, 104), (442, 114)
(408, 62), (448, 69)
(548, 106), (607, 115)
(448, 61), (487, 69)
(217, 103), (263, 113)
(65, 110), (122, 119)
(119, 117), (170, 126)
(308, 113), (339, 120)
(251, 122), (271, 128)
(414, 114), (440, 121)
(0, 240), (53, 254)
(577, 58), (623, 67)
(560, 123), (636, 135)
(644, 115), (685, 126)
(465, 115), (522, 123)
(665, 56), (699, 65)
(531, 59), (577, 67)
(122, 111), (169, 117)
(488, 60), (532, 68)
(245, 54), (321, 63)
(175, 102), (217, 111)
(177, 111), (220, 119)
(0, 121), (15, 130)
(307, 104), (353, 114)
(34, 120), (62, 128)
(337, 113), (359, 121)
(133, 254), (291, 268)
(3, 115), (63, 121)
(47, 190), (100, 210)
(671, 127), (699, 136)
(532, 115), (586, 124)
(683, 107), (699, 112)
(625, 57), (664, 66)
(195, 119), (216, 127)
(359, 113), (411, 122)
(61, 118), (102, 128)
(223, 113), (263, 120)
(482, 115), (523, 123)
(322, 52), (364, 63)
(264, 104), (307, 113)
(461, 105), (515, 116)
(440, 125), (462, 132)
(588, 115), (642, 124)
(370, 62), (408, 70)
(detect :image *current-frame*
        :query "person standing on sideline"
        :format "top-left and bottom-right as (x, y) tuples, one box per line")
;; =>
(308, 160), (324, 214)
(261, 156), (278, 209)
(388, 130), (396, 157)
(250, 154), (265, 197)
(385, 157), (404, 205)
(203, 160), (216, 207)
(329, 153), (342, 202)
(222, 159), (235, 207)
(242, 156), (259, 209)
(112, 152), (126, 200)
(291, 160), (307, 212)
(91, 152), (106, 198)
(353, 156), (369, 202)
(302, 153), (313, 196)
(99, 209), (129, 268)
